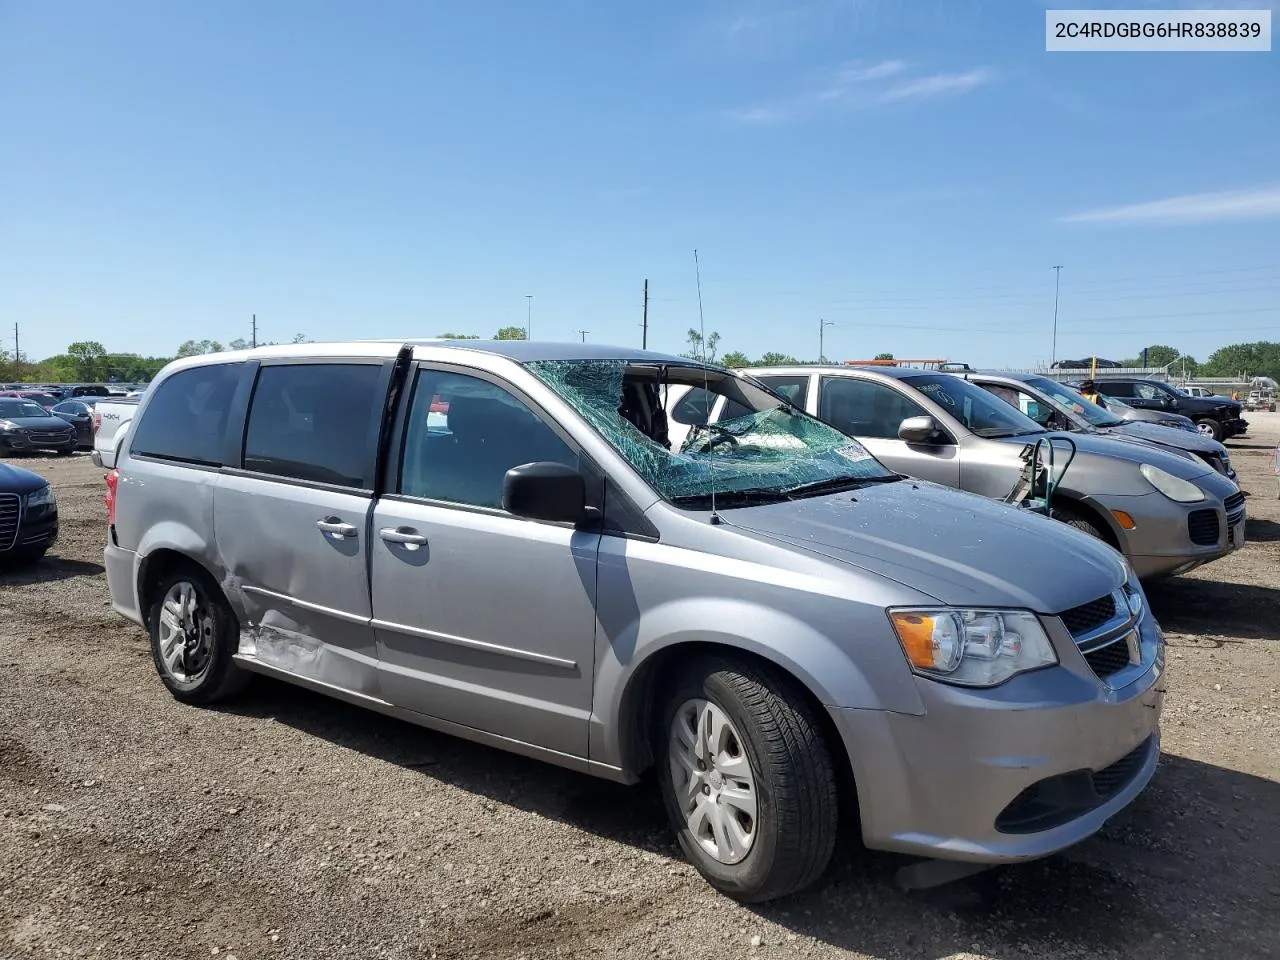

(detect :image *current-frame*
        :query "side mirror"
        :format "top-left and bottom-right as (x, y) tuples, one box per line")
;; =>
(502, 461), (588, 524)
(898, 415), (943, 444)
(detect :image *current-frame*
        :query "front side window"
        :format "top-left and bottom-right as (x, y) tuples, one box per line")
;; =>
(129, 364), (243, 465)
(528, 360), (896, 507)
(399, 369), (576, 509)
(818, 377), (928, 440)
(243, 363), (383, 488)
(902, 374), (1044, 439)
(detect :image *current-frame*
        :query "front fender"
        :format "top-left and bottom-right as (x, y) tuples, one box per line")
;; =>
(589, 595), (924, 775)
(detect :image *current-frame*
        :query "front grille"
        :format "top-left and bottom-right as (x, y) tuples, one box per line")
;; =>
(1083, 636), (1133, 679)
(1224, 491), (1245, 513)
(996, 736), (1153, 834)
(30, 431), (71, 442)
(1188, 509), (1220, 545)
(0, 494), (19, 550)
(1059, 594), (1116, 637)
(1202, 453), (1227, 475)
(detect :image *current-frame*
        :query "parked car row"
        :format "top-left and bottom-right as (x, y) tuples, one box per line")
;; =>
(1078, 378), (1248, 442)
(101, 340), (1175, 903)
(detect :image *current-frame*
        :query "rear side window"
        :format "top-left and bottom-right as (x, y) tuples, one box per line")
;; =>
(243, 363), (384, 488)
(130, 364), (243, 465)
(1103, 381), (1135, 398)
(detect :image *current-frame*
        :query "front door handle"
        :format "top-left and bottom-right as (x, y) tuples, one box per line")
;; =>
(316, 518), (358, 540)
(379, 526), (428, 549)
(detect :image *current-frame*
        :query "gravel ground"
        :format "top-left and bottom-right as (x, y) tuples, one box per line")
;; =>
(3, 415), (1279, 960)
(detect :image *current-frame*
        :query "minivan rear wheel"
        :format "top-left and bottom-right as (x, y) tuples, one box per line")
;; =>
(655, 656), (838, 903)
(147, 566), (249, 705)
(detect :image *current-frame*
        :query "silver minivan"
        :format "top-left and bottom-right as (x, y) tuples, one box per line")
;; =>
(746, 366), (1243, 579)
(105, 341), (1164, 902)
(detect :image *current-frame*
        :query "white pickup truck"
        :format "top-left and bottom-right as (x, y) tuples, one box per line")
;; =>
(91, 396), (142, 468)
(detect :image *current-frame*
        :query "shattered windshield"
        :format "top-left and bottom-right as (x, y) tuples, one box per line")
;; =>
(1024, 377), (1126, 428)
(528, 360), (897, 507)
(903, 374), (1045, 439)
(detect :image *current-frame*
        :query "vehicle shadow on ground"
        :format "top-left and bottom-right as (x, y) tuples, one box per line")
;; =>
(0, 556), (104, 586)
(1146, 578), (1280, 641)
(1245, 517), (1280, 542)
(220, 684), (1280, 959)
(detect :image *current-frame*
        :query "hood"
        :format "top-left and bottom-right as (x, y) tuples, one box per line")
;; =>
(0, 462), (51, 495)
(997, 430), (1213, 482)
(723, 479), (1126, 614)
(1108, 420), (1225, 454)
(1, 415), (72, 430)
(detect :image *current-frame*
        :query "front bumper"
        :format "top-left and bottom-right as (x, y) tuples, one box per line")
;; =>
(0, 432), (77, 453)
(2, 506), (59, 554)
(1222, 417), (1248, 437)
(830, 611), (1164, 863)
(1085, 489), (1243, 579)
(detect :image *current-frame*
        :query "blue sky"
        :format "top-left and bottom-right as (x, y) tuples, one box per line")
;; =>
(2, 0), (1277, 367)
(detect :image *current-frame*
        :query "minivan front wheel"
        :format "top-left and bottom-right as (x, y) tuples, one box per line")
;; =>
(147, 566), (249, 705)
(656, 656), (838, 902)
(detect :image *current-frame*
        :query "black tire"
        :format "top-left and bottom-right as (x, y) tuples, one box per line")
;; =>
(655, 655), (838, 903)
(1050, 502), (1110, 542)
(1195, 418), (1224, 442)
(146, 564), (250, 705)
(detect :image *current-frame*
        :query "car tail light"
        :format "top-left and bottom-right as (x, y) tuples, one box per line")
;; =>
(105, 469), (119, 526)
(93, 413), (101, 435)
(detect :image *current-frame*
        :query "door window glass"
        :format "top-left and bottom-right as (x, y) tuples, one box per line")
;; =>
(399, 370), (576, 509)
(130, 364), (243, 466)
(243, 363), (384, 488)
(1134, 383), (1163, 401)
(1104, 381), (1135, 398)
(818, 377), (928, 439)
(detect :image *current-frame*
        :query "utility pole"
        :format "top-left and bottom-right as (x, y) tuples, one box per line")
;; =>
(13, 323), (19, 380)
(819, 318), (835, 362)
(1051, 265), (1063, 366)
(576, 329), (590, 343)
(525, 296), (533, 340)
(642, 279), (649, 349)
(251, 313), (258, 349)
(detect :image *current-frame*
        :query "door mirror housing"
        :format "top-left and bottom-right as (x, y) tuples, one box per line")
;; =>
(898, 415), (944, 445)
(502, 461), (588, 524)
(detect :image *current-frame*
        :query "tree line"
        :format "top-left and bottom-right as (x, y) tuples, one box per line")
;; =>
(5, 330), (1277, 384)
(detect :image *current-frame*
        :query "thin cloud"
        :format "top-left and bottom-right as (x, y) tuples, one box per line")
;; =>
(877, 68), (993, 103)
(1063, 186), (1280, 224)
(728, 61), (993, 124)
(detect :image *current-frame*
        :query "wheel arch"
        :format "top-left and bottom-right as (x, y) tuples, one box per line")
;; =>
(1049, 492), (1123, 550)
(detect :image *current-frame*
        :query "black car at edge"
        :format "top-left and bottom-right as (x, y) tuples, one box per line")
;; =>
(0, 462), (58, 564)
(1079, 378), (1248, 442)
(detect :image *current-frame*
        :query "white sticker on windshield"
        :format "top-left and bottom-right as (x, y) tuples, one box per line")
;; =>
(835, 443), (873, 463)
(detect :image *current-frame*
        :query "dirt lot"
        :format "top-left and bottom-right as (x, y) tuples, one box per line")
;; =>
(3, 418), (1279, 960)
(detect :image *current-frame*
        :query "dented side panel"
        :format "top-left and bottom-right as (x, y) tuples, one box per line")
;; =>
(215, 471), (380, 697)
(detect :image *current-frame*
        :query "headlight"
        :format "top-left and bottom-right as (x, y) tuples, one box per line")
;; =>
(26, 486), (55, 509)
(0, 420), (18, 432)
(1140, 463), (1205, 503)
(889, 608), (1058, 687)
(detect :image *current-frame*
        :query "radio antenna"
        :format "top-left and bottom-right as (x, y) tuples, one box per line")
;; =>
(693, 248), (721, 524)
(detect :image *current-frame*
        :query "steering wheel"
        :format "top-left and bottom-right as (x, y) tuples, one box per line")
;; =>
(697, 427), (740, 453)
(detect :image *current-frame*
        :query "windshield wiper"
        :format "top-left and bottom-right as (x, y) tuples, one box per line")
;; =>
(782, 474), (903, 498)
(670, 488), (793, 509)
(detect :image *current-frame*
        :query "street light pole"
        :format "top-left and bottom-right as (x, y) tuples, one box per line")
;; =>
(819, 318), (835, 362)
(576, 329), (590, 343)
(1051, 265), (1063, 367)
(525, 295), (533, 340)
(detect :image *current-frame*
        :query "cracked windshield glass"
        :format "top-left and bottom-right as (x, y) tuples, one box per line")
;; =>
(530, 360), (897, 505)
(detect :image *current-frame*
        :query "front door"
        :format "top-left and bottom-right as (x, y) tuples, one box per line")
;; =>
(816, 375), (961, 487)
(370, 365), (600, 759)
(215, 360), (389, 696)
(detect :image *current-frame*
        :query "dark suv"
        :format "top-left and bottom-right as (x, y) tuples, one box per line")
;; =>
(1087, 379), (1248, 442)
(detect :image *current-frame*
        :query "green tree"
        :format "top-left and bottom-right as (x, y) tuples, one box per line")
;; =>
(494, 326), (528, 340)
(757, 351), (799, 366)
(1121, 344), (1189, 370)
(721, 351), (750, 368)
(228, 338), (250, 351)
(291, 333), (311, 344)
(67, 340), (107, 380)
(682, 328), (721, 363)
(1200, 341), (1280, 381)
(874, 352), (895, 361)
(437, 332), (481, 340)
(176, 339), (224, 357)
